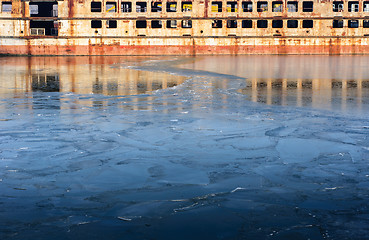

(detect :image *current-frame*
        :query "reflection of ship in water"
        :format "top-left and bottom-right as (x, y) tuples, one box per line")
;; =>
(32, 73), (60, 92)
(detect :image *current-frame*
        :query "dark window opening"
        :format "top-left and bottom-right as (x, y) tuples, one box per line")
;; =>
(167, 20), (177, 28)
(272, 19), (283, 28)
(287, 19), (298, 28)
(91, 20), (102, 28)
(212, 1), (222, 12)
(136, 20), (147, 28)
(182, 20), (192, 28)
(212, 19), (223, 28)
(333, 1), (343, 12)
(257, 20), (268, 28)
(272, 1), (283, 12)
(242, 20), (252, 28)
(303, 1), (313, 12)
(2, 2), (12, 12)
(121, 2), (132, 12)
(227, 19), (237, 28)
(333, 19), (344, 28)
(302, 20), (313, 28)
(151, 2), (162, 12)
(136, 2), (147, 12)
(106, 2), (117, 12)
(348, 20), (359, 28)
(287, 1), (297, 12)
(107, 20), (117, 28)
(364, 20), (369, 28)
(167, 2), (177, 12)
(257, 2), (268, 12)
(182, 2), (192, 12)
(365, 2), (369, 12)
(348, 1), (359, 12)
(30, 2), (58, 17)
(242, 1), (252, 12)
(227, 2), (237, 12)
(91, 2), (102, 12)
(30, 20), (58, 36)
(151, 20), (162, 28)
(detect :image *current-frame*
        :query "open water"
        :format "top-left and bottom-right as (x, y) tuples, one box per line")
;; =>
(0, 56), (369, 240)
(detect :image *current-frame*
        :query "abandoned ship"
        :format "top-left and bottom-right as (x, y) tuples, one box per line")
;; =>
(0, 0), (369, 55)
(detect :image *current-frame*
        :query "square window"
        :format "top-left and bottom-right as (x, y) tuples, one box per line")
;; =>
(257, 20), (268, 28)
(257, 2), (268, 12)
(287, 1), (298, 12)
(152, 20), (162, 28)
(272, 19), (283, 28)
(303, 1), (313, 12)
(182, 2), (192, 12)
(107, 20), (117, 28)
(30, 4), (39, 15)
(302, 20), (313, 28)
(227, 19), (237, 28)
(227, 2), (237, 12)
(348, 20), (359, 28)
(182, 20), (192, 28)
(363, 20), (369, 28)
(348, 1), (359, 12)
(167, 20), (177, 28)
(287, 20), (298, 28)
(167, 2), (177, 12)
(136, 2), (147, 12)
(151, 2), (162, 12)
(242, 2), (252, 12)
(212, 2), (222, 12)
(333, 1), (343, 12)
(2, 2), (12, 12)
(333, 19), (344, 28)
(242, 20), (252, 28)
(136, 20), (147, 28)
(272, 1), (283, 12)
(91, 20), (102, 28)
(212, 20), (223, 28)
(364, 2), (369, 12)
(121, 2), (132, 12)
(91, 2), (101, 12)
(106, 2), (117, 12)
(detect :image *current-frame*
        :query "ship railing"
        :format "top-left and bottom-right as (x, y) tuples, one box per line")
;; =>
(30, 28), (45, 36)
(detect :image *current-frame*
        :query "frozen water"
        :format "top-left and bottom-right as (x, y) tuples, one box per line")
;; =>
(0, 56), (369, 240)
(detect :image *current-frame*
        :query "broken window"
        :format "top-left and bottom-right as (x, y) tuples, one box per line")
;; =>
(227, 19), (237, 28)
(302, 1), (313, 12)
(302, 20), (313, 28)
(242, 2), (252, 12)
(257, 2), (268, 12)
(151, 2), (162, 12)
(166, 20), (177, 28)
(365, 2), (369, 12)
(121, 2), (132, 12)
(287, 1), (297, 12)
(91, 2), (102, 12)
(272, 1), (283, 12)
(136, 20), (147, 28)
(167, 2), (177, 12)
(333, 1), (344, 12)
(272, 20), (283, 28)
(30, 2), (58, 17)
(106, 2), (117, 12)
(136, 2), (147, 12)
(257, 20), (268, 28)
(227, 2), (237, 12)
(363, 20), (369, 28)
(212, 2), (222, 12)
(348, 20), (359, 28)
(212, 20), (222, 28)
(107, 20), (117, 28)
(287, 19), (298, 28)
(151, 20), (162, 28)
(348, 1), (359, 12)
(242, 20), (252, 28)
(182, 20), (192, 28)
(182, 2), (192, 12)
(333, 19), (344, 28)
(1, 2), (11, 13)
(91, 20), (102, 28)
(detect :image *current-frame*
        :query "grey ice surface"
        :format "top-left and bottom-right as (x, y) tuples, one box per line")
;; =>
(0, 56), (369, 240)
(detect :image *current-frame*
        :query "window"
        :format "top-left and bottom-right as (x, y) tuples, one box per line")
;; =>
(364, 20), (369, 28)
(167, 20), (177, 28)
(365, 2), (369, 12)
(182, 20), (192, 28)
(151, 20), (162, 28)
(2, 2), (12, 12)
(107, 20), (117, 28)
(91, 2), (101, 12)
(136, 2), (147, 12)
(91, 20), (102, 28)
(121, 2), (132, 12)
(136, 20), (147, 28)
(272, 1), (283, 12)
(333, 1), (343, 12)
(272, 20), (283, 28)
(302, 20), (313, 28)
(106, 2), (117, 12)
(212, 2), (222, 12)
(287, 20), (298, 28)
(151, 2), (162, 12)
(167, 2), (177, 12)
(287, 1), (297, 12)
(242, 20), (252, 28)
(303, 1), (313, 12)
(348, 1), (359, 12)
(257, 2), (268, 12)
(212, 20), (223, 28)
(182, 2), (192, 12)
(257, 20), (268, 28)
(227, 20), (237, 28)
(242, 2), (252, 12)
(333, 19), (344, 28)
(227, 2), (237, 12)
(30, 5), (38, 15)
(348, 20), (359, 28)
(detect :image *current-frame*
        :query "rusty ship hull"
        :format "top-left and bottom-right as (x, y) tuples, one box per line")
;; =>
(1, 0), (369, 55)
